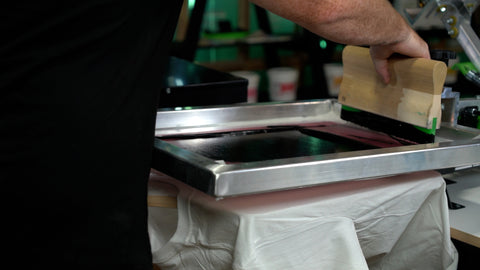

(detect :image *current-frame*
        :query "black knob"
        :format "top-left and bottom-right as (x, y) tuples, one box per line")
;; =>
(458, 106), (480, 128)
(430, 50), (456, 66)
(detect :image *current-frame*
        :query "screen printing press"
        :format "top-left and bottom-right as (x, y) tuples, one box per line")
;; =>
(148, 100), (480, 269)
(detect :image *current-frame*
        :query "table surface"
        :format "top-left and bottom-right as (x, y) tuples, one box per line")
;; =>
(444, 166), (480, 248)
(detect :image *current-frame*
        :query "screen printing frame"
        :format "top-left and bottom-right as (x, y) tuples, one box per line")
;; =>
(153, 99), (480, 198)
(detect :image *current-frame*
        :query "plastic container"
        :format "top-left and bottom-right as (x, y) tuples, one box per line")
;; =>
(267, 67), (299, 102)
(324, 63), (343, 97)
(230, 71), (260, 103)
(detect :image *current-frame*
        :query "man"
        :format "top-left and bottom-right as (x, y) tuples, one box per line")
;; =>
(0, 0), (428, 268)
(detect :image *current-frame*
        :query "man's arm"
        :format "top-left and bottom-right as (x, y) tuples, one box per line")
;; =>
(249, 0), (430, 83)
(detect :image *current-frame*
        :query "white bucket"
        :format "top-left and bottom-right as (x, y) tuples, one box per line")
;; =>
(324, 63), (343, 97)
(230, 71), (260, 103)
(267, 67), (299, 102)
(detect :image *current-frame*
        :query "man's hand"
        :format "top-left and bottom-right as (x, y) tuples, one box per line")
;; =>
(370, 31), (430, 84)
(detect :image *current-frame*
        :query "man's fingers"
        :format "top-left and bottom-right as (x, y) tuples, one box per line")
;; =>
(373, 58), (390, 84)
(368, 31), (430, 84)
(370, 46), (392, 84)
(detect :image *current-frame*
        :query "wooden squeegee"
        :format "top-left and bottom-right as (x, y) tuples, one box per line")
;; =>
(338, 45), (448, 143)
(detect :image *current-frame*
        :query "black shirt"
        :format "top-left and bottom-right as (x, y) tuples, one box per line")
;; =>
(1, 1), (182, 267)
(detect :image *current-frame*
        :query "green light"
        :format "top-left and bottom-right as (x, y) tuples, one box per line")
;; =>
(319, 40), (327, 49)
(188, 0), (195, 9)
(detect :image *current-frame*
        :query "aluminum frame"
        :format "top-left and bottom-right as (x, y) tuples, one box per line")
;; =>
(153, 100), (480, 198)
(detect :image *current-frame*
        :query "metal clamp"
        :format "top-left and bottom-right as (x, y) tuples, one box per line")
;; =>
(403, 1), (480, 72)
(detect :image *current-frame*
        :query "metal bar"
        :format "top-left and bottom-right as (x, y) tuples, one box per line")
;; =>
(155, 100), (341, 136)
(212, 139), (480, 196)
